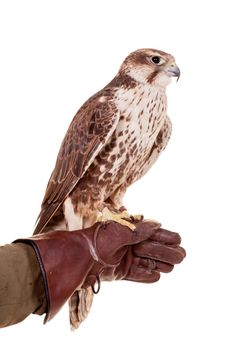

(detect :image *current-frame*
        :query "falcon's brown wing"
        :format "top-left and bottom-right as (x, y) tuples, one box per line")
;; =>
(33, 94), (119, 235)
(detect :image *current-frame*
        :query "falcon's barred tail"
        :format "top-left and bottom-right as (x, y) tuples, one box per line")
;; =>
(65, 207), (96, 330)
(69, 288), (94, 330)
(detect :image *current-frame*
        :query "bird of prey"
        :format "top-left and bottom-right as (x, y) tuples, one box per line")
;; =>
(33, 48), (180, 329)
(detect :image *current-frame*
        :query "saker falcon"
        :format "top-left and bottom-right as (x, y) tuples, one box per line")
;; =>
(33, 48), (180, 329)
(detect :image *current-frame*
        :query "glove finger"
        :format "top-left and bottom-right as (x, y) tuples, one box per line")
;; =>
(149, 228), (182, 246)
(133, 257), (174, 273)
(133, 256), (157, 270)
(133, 242), (186, 265)
(154, 261), (174, 273)
(126, 264), (161, 283)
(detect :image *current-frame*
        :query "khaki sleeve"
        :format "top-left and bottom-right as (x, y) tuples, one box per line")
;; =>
(0, 242), (46, 328)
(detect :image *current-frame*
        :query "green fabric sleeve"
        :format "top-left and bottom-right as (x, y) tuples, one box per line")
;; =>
(0, 242), (46, 328)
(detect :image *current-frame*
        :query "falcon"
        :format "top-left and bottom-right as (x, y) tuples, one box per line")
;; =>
(33, 48), (180, 329)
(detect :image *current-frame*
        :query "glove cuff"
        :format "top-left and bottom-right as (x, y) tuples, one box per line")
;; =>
(15, 229), (93, 323)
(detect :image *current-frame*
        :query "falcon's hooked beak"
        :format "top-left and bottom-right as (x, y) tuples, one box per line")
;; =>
(166, 64), (181, 82)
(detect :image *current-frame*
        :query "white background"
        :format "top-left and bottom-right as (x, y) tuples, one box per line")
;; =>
(0, 0), (232, 349)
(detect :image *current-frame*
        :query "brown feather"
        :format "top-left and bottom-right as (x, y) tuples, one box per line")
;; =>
(33, 94), (119, 235)
(69, 288), (94, 330)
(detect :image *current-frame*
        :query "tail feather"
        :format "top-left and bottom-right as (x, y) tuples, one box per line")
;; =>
(33, 204), (58, 235)
(69, 287), (94, 330)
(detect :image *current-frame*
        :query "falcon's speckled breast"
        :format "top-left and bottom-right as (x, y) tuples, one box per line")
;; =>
(70, 83), (170, 215)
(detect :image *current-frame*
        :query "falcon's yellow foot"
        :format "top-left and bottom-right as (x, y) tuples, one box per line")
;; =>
(97, 207), (136, 231)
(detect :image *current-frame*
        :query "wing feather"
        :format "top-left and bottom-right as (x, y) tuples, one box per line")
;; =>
(33, 93), (119, 235)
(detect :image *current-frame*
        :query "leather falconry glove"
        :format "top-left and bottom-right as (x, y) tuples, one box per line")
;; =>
(15, 220), (186, 323)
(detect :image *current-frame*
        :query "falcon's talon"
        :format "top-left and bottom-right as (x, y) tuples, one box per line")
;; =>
(97, 207), (136, 231)
(117, 219), (136, 231)
(130, 215), (135, 222)
(102, 222), (108, 230)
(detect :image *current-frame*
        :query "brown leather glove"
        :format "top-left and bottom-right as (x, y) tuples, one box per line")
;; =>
(16, 220), (185, 323)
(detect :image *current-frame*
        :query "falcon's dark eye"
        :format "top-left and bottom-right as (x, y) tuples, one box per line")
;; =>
(151, 56), (161, 64)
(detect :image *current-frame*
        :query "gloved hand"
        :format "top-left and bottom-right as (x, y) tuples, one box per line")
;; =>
(82, 220), (185, 288)
(16, 220), (185, 322)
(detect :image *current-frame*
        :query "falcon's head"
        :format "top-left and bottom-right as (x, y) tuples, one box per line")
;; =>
(120, 48), (180, 87)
